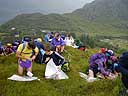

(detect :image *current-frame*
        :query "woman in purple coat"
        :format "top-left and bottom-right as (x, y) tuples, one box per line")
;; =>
(51, 33), (65, 53)
(86, 48), (114, 82)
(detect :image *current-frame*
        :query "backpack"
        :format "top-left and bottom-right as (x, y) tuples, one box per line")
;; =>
(21, 42), (35, 56)
(21, 42), (27, 53)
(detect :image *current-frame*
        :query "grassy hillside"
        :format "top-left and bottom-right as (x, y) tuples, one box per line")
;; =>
(0, 47), (123, 96)
(1, 13), (128, 36)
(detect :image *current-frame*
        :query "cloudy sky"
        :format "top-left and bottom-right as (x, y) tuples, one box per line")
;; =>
(0, 0), (94, 23)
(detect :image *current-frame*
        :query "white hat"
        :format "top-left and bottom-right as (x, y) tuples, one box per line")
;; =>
(108, 50), (114, 55)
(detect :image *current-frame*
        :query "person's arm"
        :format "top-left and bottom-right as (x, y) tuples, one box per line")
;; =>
(97, 61), (110, 76)
(42, 54), (50, 64)
(55, 52), (65, 65)
(51, 38), (55, 47)
(31, 47), (39, 61)
(60, 38), (65, 46)
(16, 51), (30, 60)
(10, 47), (14, 53)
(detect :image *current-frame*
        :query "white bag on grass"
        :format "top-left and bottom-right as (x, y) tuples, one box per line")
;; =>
(45, 59), (69, 80)
(8, 74), (38, 81)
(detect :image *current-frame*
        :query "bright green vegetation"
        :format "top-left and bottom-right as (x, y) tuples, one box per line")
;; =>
(0, 47), (123, 96)
(0, 0), (128, 94)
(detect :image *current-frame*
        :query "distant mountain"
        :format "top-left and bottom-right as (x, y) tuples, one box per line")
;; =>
(0, 0), (128, 37)
(0, 13), (83, 32)
(73, 0), (128, 22)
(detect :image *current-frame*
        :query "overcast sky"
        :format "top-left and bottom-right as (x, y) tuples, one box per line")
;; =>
(0, 0), (94, 23)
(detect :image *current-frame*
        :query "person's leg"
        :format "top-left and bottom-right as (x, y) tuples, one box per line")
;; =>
(26, 64), (32, 72)
(60, 46), (64, 52)
(56, 46), (60, 53)
(18, 65), (24, 76)
(87, 69), (97, 82)
(88, 64), (99, 77)
(88, 69), (94, 77)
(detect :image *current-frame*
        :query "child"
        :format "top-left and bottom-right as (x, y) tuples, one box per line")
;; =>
(16, 41), (39, 76)
(42, 45), (65, 66)
(43, 45), (69, 79)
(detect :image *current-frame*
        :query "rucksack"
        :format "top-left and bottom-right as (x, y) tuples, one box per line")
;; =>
(21, 42), (27, 53)
(21, 42), (35, 56)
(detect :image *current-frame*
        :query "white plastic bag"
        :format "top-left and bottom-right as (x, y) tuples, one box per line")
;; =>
(45, 59), (68, 80)
(8, 74), (38, 81)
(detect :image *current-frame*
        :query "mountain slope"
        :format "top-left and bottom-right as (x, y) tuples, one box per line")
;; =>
(73, 0), (128, 22)
(0, 13), (78, 32)
(0, 0), (128, 38)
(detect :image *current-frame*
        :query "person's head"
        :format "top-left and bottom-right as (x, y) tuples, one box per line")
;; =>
(7, 43), (12, 48)
(37, 38), (42, 42)
(54, 33), (60, 40)
(44, 45), (52, 55)
(108, 50), (114, 56)
(28, 41), (36, 49)
(23, 36), (31, 42)
(99, 48), (107, 53)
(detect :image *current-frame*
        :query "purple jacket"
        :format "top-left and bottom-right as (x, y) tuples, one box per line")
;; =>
(89, 53), (109, 76)
(51, 38), (65, 47)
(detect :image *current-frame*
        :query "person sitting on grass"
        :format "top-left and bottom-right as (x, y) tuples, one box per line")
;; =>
(42, 45), (69, 79)
(64, 34), (78, 48)
(51, 32), (65, 53)
(42, 45), (66, 66)
(16, 41), (39, 76)
(4, 43), (14, 56)
(105, 49), (119, 77)
(86, 48), (114, 82)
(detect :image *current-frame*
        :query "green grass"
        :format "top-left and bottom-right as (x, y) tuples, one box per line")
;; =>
(0, 47), (123, 96)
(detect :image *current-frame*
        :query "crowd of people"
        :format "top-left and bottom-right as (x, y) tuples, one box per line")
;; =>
(0, 32), (128, 93)
(0, 32), (80, 79)
(83, 48), (119, 82)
